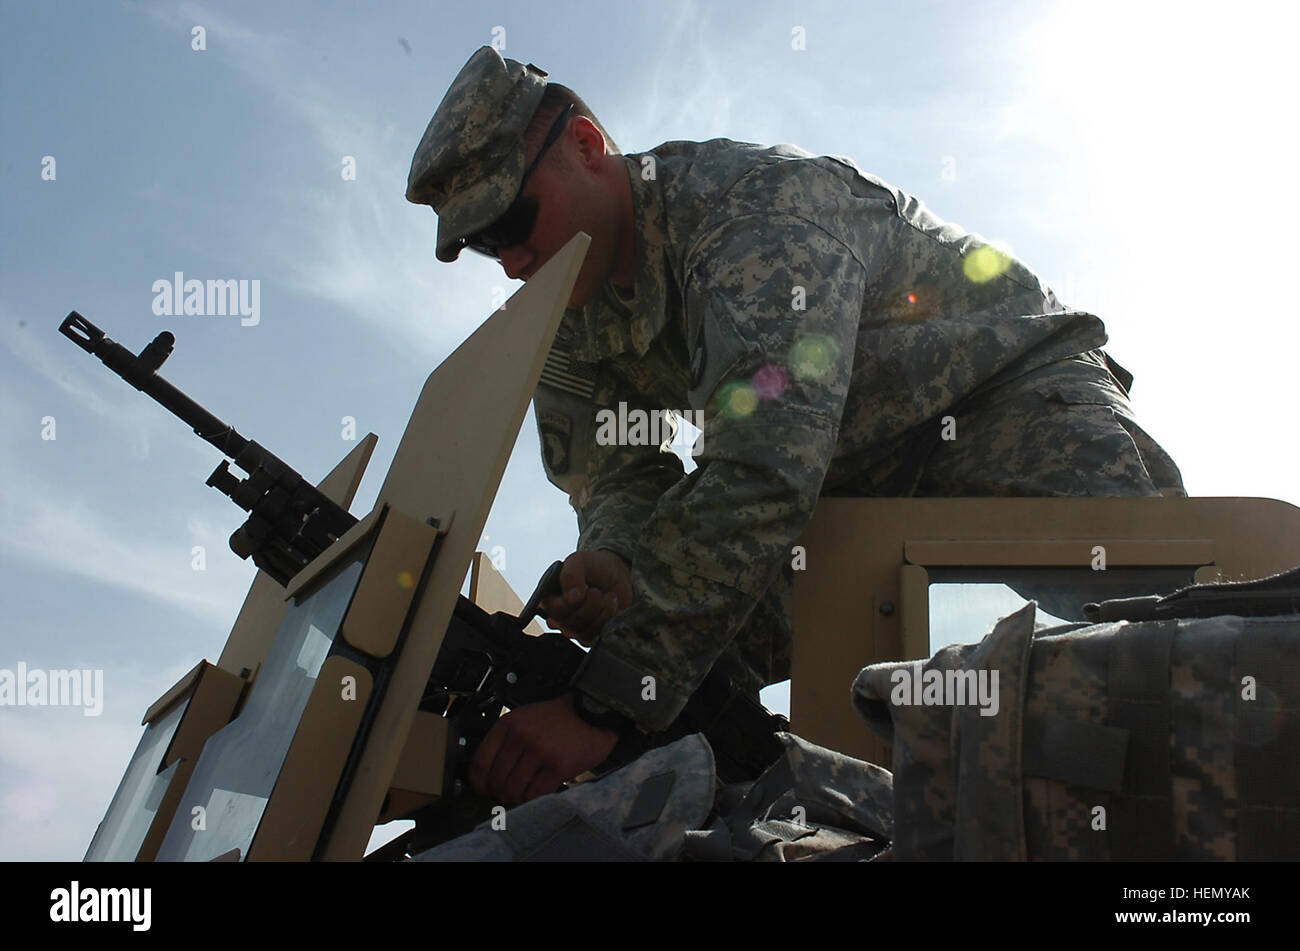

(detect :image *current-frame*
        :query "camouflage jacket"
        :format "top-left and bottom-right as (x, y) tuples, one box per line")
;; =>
(536, 139), (1108, 731)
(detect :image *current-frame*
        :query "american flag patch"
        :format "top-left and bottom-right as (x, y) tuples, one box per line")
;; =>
(540, 343), (596, 400)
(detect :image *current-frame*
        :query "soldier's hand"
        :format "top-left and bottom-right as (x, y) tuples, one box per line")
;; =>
(469, 693), (620, 804)
(539, 549), (632, 646)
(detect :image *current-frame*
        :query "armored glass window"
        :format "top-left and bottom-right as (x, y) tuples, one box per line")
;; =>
(154, 552), (366, 862)
(83, 701), (186, 861)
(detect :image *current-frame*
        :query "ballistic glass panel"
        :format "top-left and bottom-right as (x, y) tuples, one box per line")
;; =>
(154, 552), (366, 861)
(83, 700), (186, 861)
(927, 566), (1196, 653)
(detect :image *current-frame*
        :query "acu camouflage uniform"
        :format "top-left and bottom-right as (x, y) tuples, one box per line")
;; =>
(535, 141), (1184, 731)
(406, 47), (1185, 735)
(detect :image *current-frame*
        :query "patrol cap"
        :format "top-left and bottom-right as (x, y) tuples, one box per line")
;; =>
(406, 46), (549, 262)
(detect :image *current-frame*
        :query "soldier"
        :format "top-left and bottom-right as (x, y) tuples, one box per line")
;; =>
(405, 47), (1185, 805)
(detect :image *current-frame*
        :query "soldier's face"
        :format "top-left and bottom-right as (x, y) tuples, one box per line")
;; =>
(495, 120), (625, 308)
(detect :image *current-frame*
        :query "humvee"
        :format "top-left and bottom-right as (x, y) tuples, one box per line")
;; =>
(72, 234), (1300, 862)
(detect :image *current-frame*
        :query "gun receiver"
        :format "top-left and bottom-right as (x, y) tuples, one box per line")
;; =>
(435, 560), (788, 781)
(59, 311), (356, 584)
(399, 559), (789, 856)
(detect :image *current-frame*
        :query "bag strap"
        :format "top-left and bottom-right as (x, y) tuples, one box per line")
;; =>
(1105, 620), (1176, 858)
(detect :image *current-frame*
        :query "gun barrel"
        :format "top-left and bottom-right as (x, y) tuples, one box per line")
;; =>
(59, 311), (252, 460)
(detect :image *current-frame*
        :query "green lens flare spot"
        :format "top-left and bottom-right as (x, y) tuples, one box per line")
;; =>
(718, 381), (759, 418)
(789, 334), (838, 382)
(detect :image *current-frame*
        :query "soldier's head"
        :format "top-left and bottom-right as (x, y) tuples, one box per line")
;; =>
(407, 47), (634, 308)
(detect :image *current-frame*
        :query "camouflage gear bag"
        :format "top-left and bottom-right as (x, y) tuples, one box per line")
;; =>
(853, 601), (1300, 860)
(681, 732), (891, 862)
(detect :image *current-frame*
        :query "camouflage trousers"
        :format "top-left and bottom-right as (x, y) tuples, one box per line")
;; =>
(913, 348), (1184, 498)
(717, 347), (1187, 694)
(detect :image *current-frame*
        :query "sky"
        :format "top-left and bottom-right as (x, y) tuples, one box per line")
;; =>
(2, 0), (1298, 862)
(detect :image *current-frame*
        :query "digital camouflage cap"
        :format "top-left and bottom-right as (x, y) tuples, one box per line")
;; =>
(406, 46), (549, 262)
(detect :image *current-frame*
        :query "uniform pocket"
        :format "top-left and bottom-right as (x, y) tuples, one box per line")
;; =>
(1030, 350), (1134, 412)
(1031, 365), (1185, 496)
(1034, 377), (1130, 410)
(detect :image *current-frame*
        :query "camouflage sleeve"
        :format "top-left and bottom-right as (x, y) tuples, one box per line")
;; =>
(571, 213), (866, 730)
(533, 339), (685, 565)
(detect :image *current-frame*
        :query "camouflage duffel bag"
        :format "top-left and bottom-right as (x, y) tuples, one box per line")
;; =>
(853, 602), (1300, 860)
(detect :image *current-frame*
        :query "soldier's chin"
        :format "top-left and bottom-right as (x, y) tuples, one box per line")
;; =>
(567, 279), (596, 310)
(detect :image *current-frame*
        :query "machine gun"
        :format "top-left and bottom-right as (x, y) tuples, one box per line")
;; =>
(60, 311), (355, 585)
(62, 311), (788, 859)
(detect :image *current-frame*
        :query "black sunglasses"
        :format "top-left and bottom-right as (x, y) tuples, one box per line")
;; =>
(463, 104), (576, 259)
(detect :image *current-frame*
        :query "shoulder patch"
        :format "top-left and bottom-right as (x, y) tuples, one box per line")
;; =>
(537, 408), (573, 476)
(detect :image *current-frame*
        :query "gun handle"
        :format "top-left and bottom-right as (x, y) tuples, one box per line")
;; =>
(518, 560), (564, 628)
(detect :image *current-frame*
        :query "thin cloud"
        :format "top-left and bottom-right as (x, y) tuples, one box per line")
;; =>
(135, 2), (497, 363)
(0, 471), (252, 630)
(0, 319), (191, 462)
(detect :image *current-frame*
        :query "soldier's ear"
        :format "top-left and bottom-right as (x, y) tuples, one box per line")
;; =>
(569, 116), (609, 167)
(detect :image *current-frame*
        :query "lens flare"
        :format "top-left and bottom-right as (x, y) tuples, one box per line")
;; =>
(7, 778), (57, 823)
(753, 364), (788, 400)
(789, 334), (839, 382)
(898, 285), (942, 318)
(718, 381), (759, 418)
(962, 244), (1013, 283)
(396, 571), (415, 590)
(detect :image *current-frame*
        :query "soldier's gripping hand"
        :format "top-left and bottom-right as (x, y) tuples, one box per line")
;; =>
(538, 549), (632, 646)
(469, 693), (620, 804)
